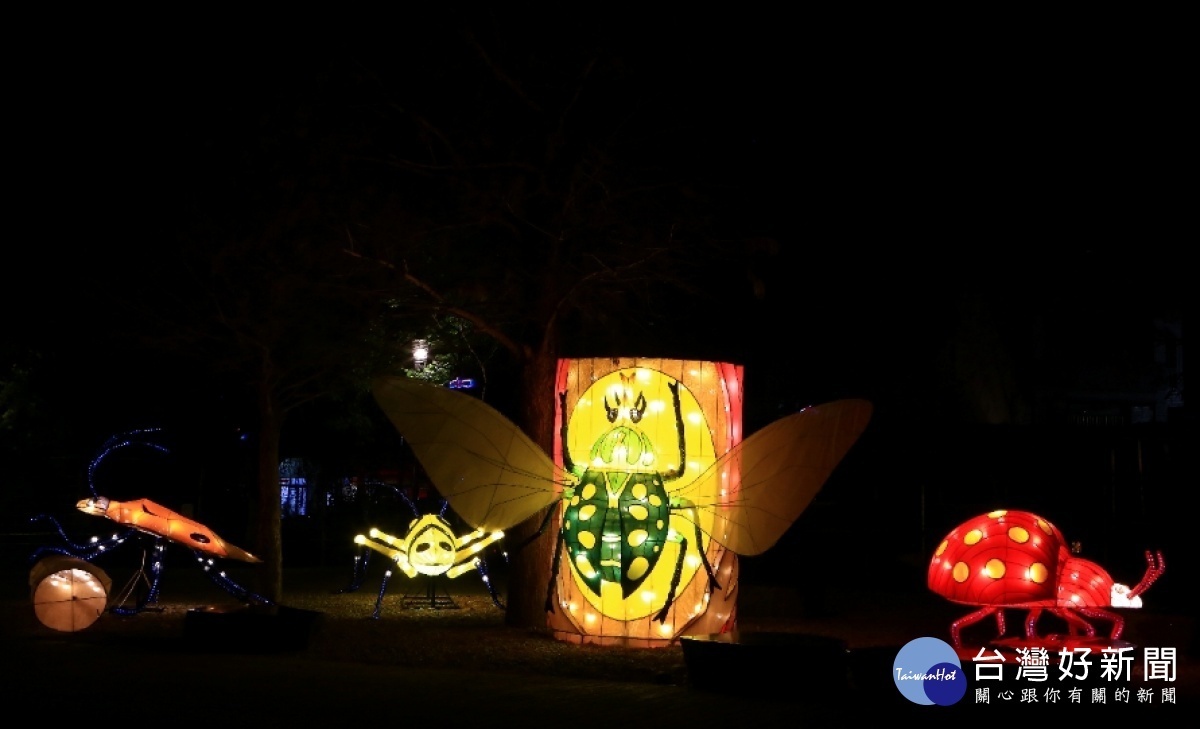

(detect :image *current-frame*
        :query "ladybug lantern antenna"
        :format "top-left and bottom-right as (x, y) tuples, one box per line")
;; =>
(1128, 550), (1166, 599)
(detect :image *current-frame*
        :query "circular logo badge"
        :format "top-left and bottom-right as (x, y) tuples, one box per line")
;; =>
(892, 636), (967, 706)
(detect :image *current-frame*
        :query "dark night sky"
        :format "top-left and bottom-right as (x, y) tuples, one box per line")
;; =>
(6, 15), (1189, 526)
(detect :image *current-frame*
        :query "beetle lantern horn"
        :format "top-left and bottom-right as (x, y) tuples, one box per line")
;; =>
(1128, 550), (1166, 599)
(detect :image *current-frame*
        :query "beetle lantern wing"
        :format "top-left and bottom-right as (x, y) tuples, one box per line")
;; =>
(371, 376), (566, 534)
(681, 398), (872, 556)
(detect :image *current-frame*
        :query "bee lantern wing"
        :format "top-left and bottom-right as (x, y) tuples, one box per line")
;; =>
(677, 398), (873, 556)
(371, 376), (568, 534)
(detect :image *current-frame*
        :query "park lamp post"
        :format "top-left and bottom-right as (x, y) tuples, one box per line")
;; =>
(412, 339), (429, 372)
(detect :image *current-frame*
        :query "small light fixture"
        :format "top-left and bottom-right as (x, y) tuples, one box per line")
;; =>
(412, 339), (429, 371)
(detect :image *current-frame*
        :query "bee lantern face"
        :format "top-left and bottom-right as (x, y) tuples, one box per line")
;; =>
(406, 516), (458, 576)
(348, 505), (508, 617)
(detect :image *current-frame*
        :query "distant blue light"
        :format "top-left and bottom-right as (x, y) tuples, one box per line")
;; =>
(448, 378), (475, 389)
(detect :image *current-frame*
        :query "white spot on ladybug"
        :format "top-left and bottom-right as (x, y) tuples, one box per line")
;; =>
(1008, 526), (1030, 543)
(964, 529), (983, 546)
(983, 559), (1006, 579)
(953, 562), (970, 582)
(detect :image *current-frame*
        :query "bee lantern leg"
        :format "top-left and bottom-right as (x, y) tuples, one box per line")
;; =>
(951, 607), (999, 649)
(472, 558), (505, 610)
(371, 569), (395, 619)
(334, 546), (372, 595)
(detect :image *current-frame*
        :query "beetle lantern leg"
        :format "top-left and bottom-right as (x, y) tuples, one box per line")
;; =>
(690, 517), (720, 591)
(558, 391), (575, 473)
(653, 537), (689, 624)
(995, 609), (1007, 639)
(544, 527), (566, 614)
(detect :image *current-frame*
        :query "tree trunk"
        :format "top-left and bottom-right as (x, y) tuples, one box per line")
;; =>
(253, 377), (284, 603)
(503, 346), (559, 630)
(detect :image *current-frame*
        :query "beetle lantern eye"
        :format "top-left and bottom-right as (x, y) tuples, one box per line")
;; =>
(604, 394), (620, 423)
(629, 393), (647, 424)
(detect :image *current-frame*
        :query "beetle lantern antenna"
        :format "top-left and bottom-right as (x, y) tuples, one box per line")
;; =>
(1128, 550), (1166, 599)
(439, 499), (449, 518)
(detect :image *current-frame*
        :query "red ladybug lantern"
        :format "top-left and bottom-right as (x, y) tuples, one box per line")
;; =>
(928, 510), (1165, 649)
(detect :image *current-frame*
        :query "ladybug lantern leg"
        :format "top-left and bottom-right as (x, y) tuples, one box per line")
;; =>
(951, 606), (999, 649)
(1077, 606), (1124, 641)
(1024, 607), (1044, 639)
(1050, 607), (1096, 638)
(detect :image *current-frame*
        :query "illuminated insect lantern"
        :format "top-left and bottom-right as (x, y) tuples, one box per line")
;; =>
(357, 514), (502, 578)
(370, 357), (873, 647)
(344, 510), (505, 617)
(545, 361), (730, 645)
(928, 509), (1166, 649)
(29, 430), (269, 629)
(77, 496), (262, 563)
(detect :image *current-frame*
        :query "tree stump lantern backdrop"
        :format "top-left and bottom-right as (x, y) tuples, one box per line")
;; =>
(545, 357), (742, 646)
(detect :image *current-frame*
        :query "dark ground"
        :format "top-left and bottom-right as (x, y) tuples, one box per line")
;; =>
(2, 553), (1196, 723)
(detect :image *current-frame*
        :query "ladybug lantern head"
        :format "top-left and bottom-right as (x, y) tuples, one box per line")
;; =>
(1110, 581), (1143, 609)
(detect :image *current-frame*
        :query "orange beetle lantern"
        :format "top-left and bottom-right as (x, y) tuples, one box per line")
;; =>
(77, 496), (261, 563)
